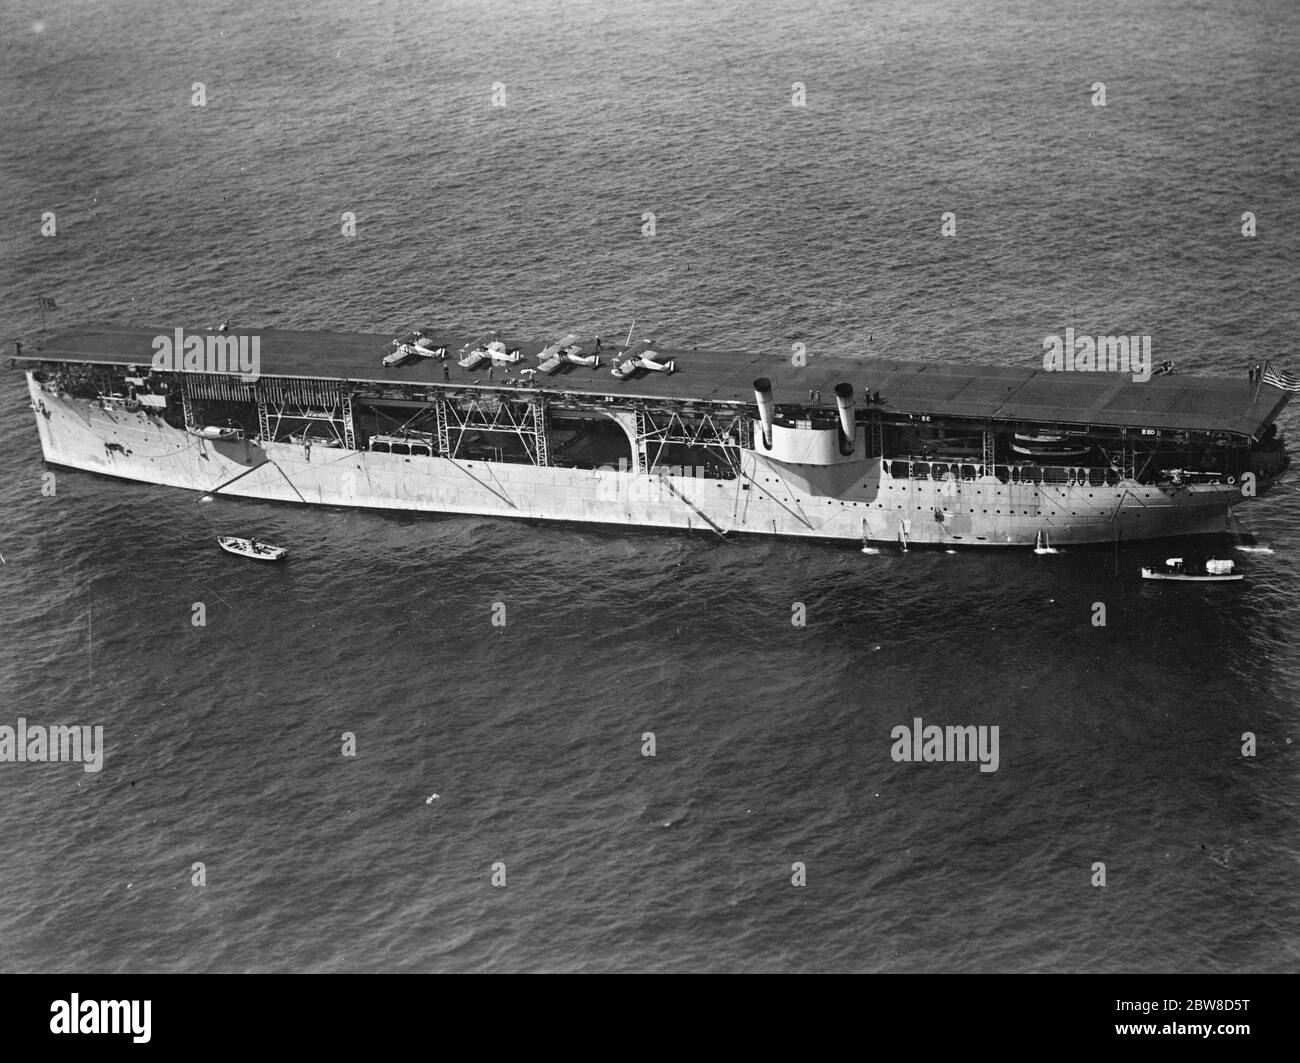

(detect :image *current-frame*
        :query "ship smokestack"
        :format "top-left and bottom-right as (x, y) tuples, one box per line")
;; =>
(753, 377), (774, 448)
(834, 382), (856, 453)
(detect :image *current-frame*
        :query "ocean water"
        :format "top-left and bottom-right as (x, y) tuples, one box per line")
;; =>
(0, 0), (1298, 973)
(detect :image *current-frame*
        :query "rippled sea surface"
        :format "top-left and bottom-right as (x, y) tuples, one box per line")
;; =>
(1, 0), (1298, 972)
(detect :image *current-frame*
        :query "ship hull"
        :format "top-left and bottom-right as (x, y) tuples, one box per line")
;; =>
(26, 374), (1248, 547)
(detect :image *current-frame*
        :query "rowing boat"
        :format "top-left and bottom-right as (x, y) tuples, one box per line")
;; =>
(217, 535), (287, 561)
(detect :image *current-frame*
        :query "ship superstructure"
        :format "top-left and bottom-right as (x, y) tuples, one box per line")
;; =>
(14, 324), (1291, 547)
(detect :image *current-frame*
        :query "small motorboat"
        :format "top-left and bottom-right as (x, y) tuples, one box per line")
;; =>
(217, 535), (286, 561)
(1141, 557), (1242, 582)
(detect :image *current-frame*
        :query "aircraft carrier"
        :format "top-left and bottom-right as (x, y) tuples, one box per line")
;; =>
(13, 323), (1292, 547)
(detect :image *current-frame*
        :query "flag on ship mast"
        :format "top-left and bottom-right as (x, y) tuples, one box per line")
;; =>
(1261, 361), (1300, 393)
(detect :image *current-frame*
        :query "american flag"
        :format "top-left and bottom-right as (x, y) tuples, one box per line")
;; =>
(1261, 362), (1300, 392)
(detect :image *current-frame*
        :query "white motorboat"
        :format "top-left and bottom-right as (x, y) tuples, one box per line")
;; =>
(217, 535), (286, 561)
(1141, 557), (1242, 581)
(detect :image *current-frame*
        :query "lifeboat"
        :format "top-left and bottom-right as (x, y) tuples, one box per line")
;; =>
(1011, 431), (1090, 459)
(217, 535), (286, 562)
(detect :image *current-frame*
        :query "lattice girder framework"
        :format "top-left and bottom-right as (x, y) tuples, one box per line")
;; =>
(439, 394), (550, 465)
(634, 405), (747, 470)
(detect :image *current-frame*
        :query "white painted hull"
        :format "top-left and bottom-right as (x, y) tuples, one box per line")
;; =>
(26, 374), (1250, 547)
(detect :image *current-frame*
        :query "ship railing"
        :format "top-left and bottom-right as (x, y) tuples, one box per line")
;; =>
(1155, 468), (1232, 486)
(890, 458), (1125, 487)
